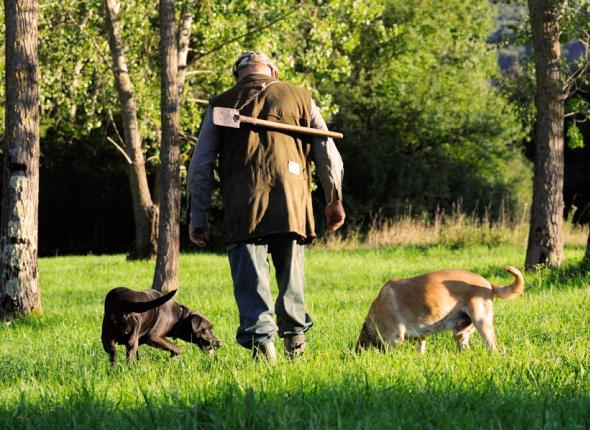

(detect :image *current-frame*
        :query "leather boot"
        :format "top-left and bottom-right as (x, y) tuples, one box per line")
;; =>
(284, 333), (306, 358)
(252, 341), (277, 364)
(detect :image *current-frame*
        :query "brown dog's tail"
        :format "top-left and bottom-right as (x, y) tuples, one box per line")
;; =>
(122, 289), (177, 313)
(492, 266), (524, 300)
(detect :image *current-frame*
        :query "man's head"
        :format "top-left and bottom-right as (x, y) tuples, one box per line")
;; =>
(232, 51), (278, 82)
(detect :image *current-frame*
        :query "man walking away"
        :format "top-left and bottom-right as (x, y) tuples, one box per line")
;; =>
(187, 51), (345, 363)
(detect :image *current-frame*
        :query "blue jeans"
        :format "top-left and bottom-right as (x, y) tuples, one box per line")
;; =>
(228, 235), (313, 348)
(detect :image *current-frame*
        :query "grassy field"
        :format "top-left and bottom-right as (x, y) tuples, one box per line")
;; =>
(1, 243), (589, 429)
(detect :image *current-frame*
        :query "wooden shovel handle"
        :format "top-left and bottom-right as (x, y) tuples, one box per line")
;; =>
(239, 115), (344, 139)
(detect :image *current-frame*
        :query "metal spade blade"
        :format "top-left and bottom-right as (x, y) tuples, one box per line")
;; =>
(212, 107), (241, 129)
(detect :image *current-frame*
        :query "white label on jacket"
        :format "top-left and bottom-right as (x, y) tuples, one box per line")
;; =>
(288, 160), (301, 175)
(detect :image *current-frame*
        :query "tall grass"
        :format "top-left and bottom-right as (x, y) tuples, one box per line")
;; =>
(320, 208), (588, 250)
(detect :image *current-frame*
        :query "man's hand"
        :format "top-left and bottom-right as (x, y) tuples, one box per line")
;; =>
(325, 199), (345, 232)
(189, 222), (209, 248)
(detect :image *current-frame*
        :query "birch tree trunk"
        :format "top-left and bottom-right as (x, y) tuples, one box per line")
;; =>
(525, 0), (565, 269)
(1, 0), (43, 319)
(153, 0), (180, 292)
(584, 228), (590, 267)
(177, 2), (201, 99)
(103, 0), (158, 260)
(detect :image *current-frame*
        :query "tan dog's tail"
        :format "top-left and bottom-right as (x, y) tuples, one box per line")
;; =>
(492, 266), (524, 300)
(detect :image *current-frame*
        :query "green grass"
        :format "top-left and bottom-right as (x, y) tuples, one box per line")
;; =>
(1, 244), (589, 429)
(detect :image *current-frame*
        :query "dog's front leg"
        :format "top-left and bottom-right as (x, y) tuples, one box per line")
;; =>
(146, 336), (181, 358)
(405, 336), (426, 353)
(102, 337), (118, 365)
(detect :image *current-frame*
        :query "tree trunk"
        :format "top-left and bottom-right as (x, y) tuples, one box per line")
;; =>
(584, 228), (590, 267)
(153, 0), (180, 292)
(1, 0), (43, 319)
(177, 1), (201, 99)
(103, 0), (158, 260)
(525, 0), (565, 270)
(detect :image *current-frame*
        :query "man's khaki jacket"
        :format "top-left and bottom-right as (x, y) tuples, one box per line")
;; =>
(210, 75), (315, 243)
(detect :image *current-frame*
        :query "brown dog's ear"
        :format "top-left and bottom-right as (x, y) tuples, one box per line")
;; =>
(190, 314), (208, 333)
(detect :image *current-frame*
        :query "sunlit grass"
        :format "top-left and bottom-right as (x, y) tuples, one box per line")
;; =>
(1, 244), (589, 429)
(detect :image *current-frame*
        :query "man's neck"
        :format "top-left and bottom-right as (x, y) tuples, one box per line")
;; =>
(238, 73), (275, 83)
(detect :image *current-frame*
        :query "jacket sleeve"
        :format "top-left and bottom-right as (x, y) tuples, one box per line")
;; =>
(309, 99), (344, 204)
(187, 107), (219, 229)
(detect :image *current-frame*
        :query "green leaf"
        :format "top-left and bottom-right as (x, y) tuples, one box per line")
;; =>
(567, 123), (585, 149)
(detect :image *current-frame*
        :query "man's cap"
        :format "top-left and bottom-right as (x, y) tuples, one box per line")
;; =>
(232, 51), (278, 78)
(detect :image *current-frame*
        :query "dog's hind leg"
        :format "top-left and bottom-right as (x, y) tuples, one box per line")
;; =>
(473, 318), (497, 351)
(125, 316), (141, 363)
(468, 301), (497, 351)
(146, 337), (181, 358)
(126, 340), (139, 363)
(453, 324), (475, 352)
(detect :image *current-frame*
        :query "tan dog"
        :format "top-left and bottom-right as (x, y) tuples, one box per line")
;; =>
(356, 266), (524, 352)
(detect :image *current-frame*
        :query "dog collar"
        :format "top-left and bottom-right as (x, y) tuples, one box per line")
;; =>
(178, 305), (189, 320)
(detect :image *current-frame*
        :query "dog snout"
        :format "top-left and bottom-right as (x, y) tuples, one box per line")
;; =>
(205, 330), (222, 349)
(197, 332), (222, 353)
(207, 336), (222, 350)
(202, 340), (221, 356)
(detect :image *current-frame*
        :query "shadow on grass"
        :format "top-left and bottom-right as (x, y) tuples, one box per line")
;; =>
(1, 380), (589, 430)
(0, 311), (94, 334)
(0, 314), (54, 332)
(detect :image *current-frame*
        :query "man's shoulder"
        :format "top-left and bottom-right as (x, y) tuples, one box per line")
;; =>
(271, 80), (310, 97)
(210, 78), (311, 107)
(265, 81), (312, 110)
(210, 85), (240, 106)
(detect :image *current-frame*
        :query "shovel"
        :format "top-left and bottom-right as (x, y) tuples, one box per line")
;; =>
(212, 107), (344, 140)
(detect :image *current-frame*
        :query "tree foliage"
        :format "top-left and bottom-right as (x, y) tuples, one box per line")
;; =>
(496, 0), (590, 149)
(327, 0), (531, 222)
(0, 0), (541, 253)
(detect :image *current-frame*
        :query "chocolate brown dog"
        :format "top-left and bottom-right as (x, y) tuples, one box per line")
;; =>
(357, 266), (524, 352)
(101, 287), (221, 364)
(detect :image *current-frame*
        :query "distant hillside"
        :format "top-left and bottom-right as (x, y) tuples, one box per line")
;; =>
(491, 2), (584, 72)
